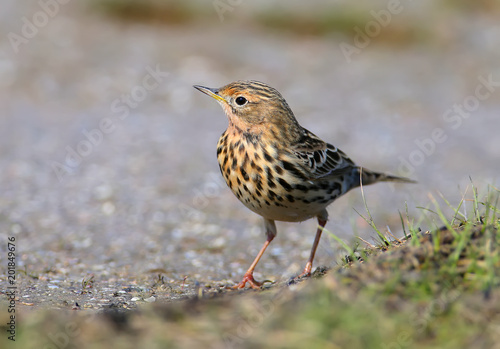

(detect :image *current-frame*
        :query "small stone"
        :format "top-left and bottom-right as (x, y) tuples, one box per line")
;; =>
(11, 223), (22, 234)
(210, 237), (226, 248)
(102, 202), (115, 215)
(94, 184), (113, 200)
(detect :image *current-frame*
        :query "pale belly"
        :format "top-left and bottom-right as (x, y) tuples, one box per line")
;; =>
(241, 195), (330, 222)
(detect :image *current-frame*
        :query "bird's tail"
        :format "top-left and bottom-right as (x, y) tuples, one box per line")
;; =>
(357, 166), (417, 186)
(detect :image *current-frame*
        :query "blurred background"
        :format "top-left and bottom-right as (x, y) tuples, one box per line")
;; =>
(1, 0), (499, 286)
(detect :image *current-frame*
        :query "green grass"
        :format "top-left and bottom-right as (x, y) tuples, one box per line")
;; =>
(89, 0), (210, 25)
(1, 185), (499, 349)
(86, 0), (500, 49)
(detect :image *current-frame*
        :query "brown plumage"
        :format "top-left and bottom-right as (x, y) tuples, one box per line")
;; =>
(194, 80), (415, 289)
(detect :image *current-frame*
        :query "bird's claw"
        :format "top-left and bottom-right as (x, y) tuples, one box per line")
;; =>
(229, 273), (274, 289)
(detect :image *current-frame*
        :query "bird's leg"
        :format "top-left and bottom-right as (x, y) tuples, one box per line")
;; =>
(232, 238), (272, 289)
(232, 219), (276, 289)
(298, 212), (328, 278)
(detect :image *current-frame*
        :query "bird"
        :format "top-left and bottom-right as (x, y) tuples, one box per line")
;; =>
(193, 80), (415, 289)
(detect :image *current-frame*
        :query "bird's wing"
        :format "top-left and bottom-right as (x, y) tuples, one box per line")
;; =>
(291, 129), (356, 180)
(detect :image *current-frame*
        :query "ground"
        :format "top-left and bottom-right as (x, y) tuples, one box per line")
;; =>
(2, 208), (499, 348)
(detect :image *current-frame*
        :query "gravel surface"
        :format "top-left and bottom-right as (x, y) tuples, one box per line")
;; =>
(0, 2), (499, 310)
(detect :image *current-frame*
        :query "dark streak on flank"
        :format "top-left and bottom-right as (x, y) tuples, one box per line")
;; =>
(266, 167), (276, 188)
(277, 178), (292, 192)
(263, 150), (272, 162)
(241, 153), (249, 169)
(294, 184), (309, 192)
(240, 168), (250, 181)
(282, 160), (306, 180)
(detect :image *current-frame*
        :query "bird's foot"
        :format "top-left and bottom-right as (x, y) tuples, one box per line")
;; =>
(288, 266), (313, 285)
(297, 263), (313, 279)
(230, 273), (274, 289)
(297, 271), (311, 279)
(289, 265), (330, 285)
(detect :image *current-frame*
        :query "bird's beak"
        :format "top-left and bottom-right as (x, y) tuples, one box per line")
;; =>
(193, 85), (226, 104)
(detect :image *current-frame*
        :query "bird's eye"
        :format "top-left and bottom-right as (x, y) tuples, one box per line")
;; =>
(235, 96), (248, 106)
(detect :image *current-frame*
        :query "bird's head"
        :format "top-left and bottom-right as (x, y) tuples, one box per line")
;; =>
(194, 80), (300, 138)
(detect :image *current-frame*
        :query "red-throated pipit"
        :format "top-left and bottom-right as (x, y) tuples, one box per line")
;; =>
(193, 80), (415, 289)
